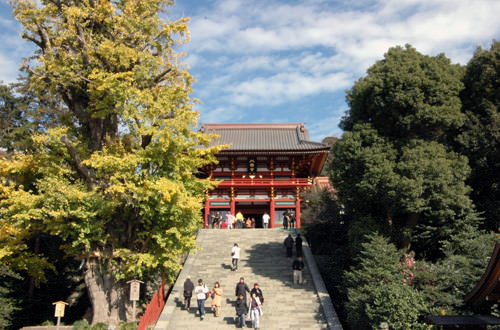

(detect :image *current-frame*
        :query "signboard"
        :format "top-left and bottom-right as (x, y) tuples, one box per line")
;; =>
(52, 301), (68, 317)
(128, 280), (143, 301)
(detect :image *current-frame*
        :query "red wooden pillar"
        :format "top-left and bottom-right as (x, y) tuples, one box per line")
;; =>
(230, 186), (235, 216)
(296, 198), (301, 229)
(204, 199), (209, 228)
(270, 199), (275, 228)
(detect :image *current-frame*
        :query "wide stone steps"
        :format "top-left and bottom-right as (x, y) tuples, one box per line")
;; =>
(155, 229), (329, 330)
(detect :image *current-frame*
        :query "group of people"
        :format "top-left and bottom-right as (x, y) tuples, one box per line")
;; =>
(284, 233), (305, 284)
(282, 209), (296, 229)
(235, 277), (265, 329)
(183, 277), (223, 320)
(182, 276), (265, 329)
(208, 211), (271, 229)
(207, 210), (301, 230)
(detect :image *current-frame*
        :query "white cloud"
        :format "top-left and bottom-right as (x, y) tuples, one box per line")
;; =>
(229, 71), (351, 106)
(0, 53), (21, 83)
(308, 114), (344, 141)
(200, 105), (246, 123)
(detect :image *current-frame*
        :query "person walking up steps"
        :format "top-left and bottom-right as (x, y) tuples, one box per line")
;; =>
(292, 256), (305, 285)
(284, 234), (294, 258)
(183, 276), (194, 311)
(262, 212), (270, 228)
(295, 233), (303, 257)
(194, 278), (209, 320)
(231, 243), (241, 271)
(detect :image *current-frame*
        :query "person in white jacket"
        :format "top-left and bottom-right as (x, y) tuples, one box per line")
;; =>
(231, 243), (241, 271)
(194, 279), (209, 320)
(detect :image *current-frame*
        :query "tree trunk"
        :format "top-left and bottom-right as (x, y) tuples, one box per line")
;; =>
(402, 213), (420, 250)
(84, 262), (132, 325)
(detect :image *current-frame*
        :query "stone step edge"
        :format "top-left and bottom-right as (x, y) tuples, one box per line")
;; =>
(154, 229), (343, 330)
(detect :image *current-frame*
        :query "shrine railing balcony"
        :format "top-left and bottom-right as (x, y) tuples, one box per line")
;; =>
(212, 177), (312, 187)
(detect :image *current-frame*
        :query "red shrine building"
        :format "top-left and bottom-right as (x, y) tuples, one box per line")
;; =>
(200, 123), (330, 229)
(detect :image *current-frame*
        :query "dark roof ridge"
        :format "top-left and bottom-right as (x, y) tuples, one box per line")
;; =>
(202, 123), (306, 130)
(200, 122), (329, 151)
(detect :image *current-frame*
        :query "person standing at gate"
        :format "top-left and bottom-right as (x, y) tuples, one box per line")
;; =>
(213, 211), (222, 229)
(183, 276), (194, 311)
(226, 212), (234, 229)
(284, 234), (294, 258)
(236, 211), (244, 228)
(246, 217), (252, 229)
(289, 209), (296, 228)
(283, 210), (289, 229)
(262, 212), (270, 228)
(231, 243), (241, 271)
(295, 233), (303, 257)
(194, 278), (209, 320)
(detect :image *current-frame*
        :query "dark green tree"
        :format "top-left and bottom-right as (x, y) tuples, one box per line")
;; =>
(344, 233), (429, 329)
(342, 45), (465, 143)
(456, 40), (500, 231)
(329, 45), (480, 260)
(0, 266), (21, 329)
(0, 83), (30, 151)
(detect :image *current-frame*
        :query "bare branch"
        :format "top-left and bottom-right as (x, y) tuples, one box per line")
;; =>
(61, 136), (96, 185)
(21, 33), (43, 49)
(153, 67), (172, 85)
(36, 24), (51, 51)
(76, 23), (91, 65)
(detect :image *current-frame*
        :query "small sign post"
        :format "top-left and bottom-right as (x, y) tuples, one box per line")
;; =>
(52, 301), (68, 330)
(127, 280), (143, 321)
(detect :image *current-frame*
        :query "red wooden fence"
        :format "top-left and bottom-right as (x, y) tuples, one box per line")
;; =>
(137, 275), (166, 330)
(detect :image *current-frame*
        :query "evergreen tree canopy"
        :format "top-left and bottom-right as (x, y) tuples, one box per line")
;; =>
(342, 44), (465, 143)
(457, 40), (500, 231)
(329, 45), (479, 259)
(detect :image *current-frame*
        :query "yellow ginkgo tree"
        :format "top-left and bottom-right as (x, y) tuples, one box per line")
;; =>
(2, 0), (223, 324)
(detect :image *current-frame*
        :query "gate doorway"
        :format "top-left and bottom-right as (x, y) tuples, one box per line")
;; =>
(235, 202), (268, 228)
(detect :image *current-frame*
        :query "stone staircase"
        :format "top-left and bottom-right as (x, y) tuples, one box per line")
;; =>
(155, 229), (333, 330)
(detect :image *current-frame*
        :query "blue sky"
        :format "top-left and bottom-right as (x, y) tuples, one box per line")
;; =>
(1, 0), (500, 141)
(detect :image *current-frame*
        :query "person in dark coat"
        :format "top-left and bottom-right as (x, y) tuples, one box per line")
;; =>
(235, 294), (248, 328)
(283, 210), (289, 230)
(250, 282), (264, 304)
(183, 276), (195, 310)
(295, 233), (303, 257)
(284, 234), (294, 258)
(289, 210), (296, 228)
(292, 256), (305, 284)
(235, 277), (250, 300)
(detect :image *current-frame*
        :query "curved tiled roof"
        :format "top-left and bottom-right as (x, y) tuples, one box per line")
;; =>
(201, 123), (329, 152)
